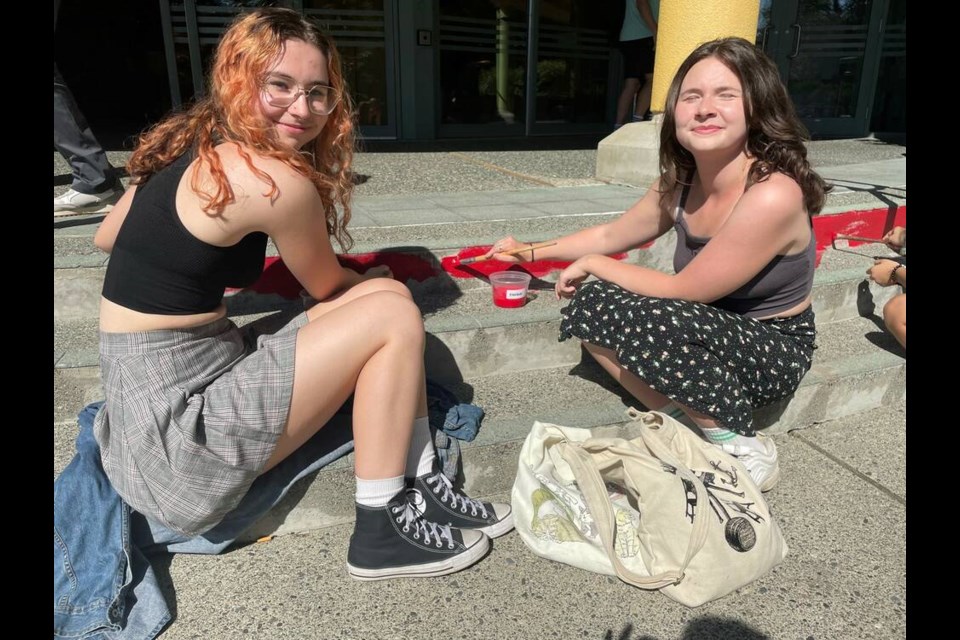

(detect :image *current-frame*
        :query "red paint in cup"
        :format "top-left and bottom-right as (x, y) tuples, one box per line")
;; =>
(490, 271), (532, 308)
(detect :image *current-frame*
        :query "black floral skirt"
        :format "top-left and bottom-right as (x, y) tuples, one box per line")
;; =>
(559, 281), (817, 435)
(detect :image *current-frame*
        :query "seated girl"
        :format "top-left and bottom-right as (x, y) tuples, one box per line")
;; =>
(92, 7), (512, 582)
(486, 37), (828, 491)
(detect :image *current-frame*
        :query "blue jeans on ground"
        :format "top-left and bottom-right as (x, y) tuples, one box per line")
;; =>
(54, 402), (354, 639)
(54, 386), (482, 639)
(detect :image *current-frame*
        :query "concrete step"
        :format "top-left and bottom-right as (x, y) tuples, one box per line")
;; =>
(53, 189), (905, 324)
(53, 228), (899, 305)
(54, 314), (905, 541)
(52, 176), (906, 249)
(52, 178), (904, 267)
(53, 185), (643, 264)
(54, 247), (900, 380)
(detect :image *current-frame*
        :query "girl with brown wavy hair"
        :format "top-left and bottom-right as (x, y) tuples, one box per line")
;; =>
(486, 37), (828, 492)
(92, 7), (511, 581)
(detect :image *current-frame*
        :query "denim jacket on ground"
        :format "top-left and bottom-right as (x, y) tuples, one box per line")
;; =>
(54, 383), (483, 639)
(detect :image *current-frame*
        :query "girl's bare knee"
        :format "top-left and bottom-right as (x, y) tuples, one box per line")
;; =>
(883, 295), (905, 331)
(373, 291), (424, 342)
(354, 278), (413, 300)
(361, 277), (413, 300)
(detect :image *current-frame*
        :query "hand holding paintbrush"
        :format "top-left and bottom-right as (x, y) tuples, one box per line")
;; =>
(831, 231), (905, 259)
(446, 240), (558, 266)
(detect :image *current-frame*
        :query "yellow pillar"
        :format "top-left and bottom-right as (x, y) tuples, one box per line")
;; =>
(651, 0), (761, 113)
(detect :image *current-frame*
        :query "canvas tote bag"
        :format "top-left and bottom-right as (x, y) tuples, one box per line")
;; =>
(511, 409), (788, 607)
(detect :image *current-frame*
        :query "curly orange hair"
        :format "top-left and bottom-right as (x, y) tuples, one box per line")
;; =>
(127, 7), (356, 250)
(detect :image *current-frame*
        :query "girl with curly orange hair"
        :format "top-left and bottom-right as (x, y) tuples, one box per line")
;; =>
(92, 7), (511, 581)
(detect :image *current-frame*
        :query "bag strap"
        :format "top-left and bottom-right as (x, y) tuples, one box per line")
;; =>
(635, 421), (712, 574)
(558, 440), (707, 590)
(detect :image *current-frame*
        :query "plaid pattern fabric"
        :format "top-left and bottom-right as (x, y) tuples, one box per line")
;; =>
(94, 312), (308, 536)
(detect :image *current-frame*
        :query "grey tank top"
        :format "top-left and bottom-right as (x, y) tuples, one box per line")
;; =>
(672, 184), (816, 319)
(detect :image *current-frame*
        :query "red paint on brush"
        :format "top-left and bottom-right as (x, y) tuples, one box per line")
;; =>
(440, 255), (461, 271)
(441, 245), (628, 279)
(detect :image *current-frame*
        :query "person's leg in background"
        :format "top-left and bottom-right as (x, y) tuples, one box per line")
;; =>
(615, 76), (641, 127)
(631, 37), (656, 121)
(615, 38), (643, 127)
(883, 293), (906, 348)
(54, 0), (123, 215)
(633, 72), (654, 121)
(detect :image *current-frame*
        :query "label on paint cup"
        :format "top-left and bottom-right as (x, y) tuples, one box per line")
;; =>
(505, 289), (526, 300)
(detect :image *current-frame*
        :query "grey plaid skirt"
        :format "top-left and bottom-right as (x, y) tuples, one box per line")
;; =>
(93, 311), (308, 536)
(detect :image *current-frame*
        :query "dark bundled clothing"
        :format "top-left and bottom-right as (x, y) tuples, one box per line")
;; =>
(101, 152), (267, 315)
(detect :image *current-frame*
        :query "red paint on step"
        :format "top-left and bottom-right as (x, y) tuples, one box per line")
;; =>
(338, 252), (439, 282)
(811, 206), (907, 267)
(227, 253), (442, 299)
(441, 245), (627, 279)
(224, 207), (906, 297)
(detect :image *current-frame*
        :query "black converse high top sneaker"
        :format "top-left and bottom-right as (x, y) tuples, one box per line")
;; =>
(346, 488), (490, 581)
(412, 471), (514, 538)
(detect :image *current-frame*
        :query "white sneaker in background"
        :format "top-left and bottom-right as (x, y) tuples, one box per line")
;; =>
(54, 185), (123, 217)
(720, 433), (781, 492)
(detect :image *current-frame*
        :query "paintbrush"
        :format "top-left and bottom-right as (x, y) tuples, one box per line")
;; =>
(830, 234), (893, 260)
(833, 234), (885, 244)
(448, 241), (558, 266)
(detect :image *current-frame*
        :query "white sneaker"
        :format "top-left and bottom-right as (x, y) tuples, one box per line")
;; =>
(719, 433), (781, 492)
(54, 186), (123, 217)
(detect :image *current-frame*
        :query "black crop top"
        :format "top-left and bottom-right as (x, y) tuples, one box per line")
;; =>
(101, 153), (268, 315)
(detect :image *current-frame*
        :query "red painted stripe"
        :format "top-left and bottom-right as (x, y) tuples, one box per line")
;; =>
(226, 206), (905, 298)
(811, 205), (907, 266)
(440, 245), (628, 279)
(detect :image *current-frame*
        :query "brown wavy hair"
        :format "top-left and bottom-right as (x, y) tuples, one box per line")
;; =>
(658, 37), (830, 215)
(127, 7), (357, 250)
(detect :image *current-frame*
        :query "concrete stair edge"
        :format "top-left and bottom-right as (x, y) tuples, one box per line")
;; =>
(54, 317), (906, 542)
(54, 272), (900, 378)
(190, 350), (908, 543)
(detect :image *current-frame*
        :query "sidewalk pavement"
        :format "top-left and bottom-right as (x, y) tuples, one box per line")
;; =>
(53, 135), (906, 639)
(97, 399), (908, 640)
(54, 136), (906, 211)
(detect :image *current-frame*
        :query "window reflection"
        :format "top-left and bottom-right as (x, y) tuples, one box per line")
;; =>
(439, 0), (528, 126)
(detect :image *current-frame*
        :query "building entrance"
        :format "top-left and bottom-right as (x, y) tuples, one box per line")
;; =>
(757, 0), (897, 138)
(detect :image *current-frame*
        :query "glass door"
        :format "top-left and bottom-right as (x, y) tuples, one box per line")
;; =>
(160, 1), (399, 139)
(869, 0), (905, 135)
(758, 0), (887, 138)
(437, 0), (529, 137)
(531, 0), (615, 134)
(301, 0), (399, 139)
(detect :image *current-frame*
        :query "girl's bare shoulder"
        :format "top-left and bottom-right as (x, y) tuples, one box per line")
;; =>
(742, 172), (805, 217)
(208, 142), (317, 206)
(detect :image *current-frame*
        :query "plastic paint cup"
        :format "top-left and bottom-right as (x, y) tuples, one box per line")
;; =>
(489, 271), (531, 308)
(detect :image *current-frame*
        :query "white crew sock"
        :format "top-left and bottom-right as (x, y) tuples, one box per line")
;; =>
(405, 416), (437, 479)
(700, 426), (766, 453)
(355, 475), (405, 508)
